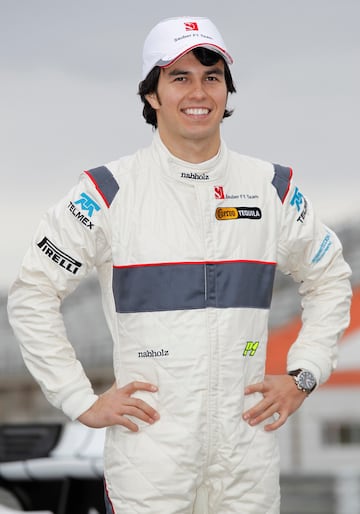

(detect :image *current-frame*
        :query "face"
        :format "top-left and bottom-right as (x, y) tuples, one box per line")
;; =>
(146, 51), (228, 161)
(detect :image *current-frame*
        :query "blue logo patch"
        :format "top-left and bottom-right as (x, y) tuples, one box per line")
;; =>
(74, 193), (100, 218)
(290, 186), (304, 212)
(312, 233), (332, 263)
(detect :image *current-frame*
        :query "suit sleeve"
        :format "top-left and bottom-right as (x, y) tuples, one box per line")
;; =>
(276, 174), (352, 386)
(7, 170), (115, 420)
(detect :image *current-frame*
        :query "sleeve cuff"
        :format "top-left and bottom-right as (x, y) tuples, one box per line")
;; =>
(61, 390), (99, 421)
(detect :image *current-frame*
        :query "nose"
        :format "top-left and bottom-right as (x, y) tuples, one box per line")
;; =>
(188, 79), (207, 99)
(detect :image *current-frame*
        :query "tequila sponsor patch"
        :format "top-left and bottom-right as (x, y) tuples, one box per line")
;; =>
(215, 207), (262, 220)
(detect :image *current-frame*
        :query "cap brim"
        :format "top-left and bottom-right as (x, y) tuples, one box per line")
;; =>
(157, 43), (233, 69)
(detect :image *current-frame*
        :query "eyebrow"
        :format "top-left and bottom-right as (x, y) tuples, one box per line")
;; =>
(167, 67), (224, 77)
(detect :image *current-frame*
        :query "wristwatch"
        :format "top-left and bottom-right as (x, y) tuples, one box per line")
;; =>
(288, 369), (316, 394)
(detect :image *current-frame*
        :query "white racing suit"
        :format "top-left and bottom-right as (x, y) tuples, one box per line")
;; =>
(8, 132), (352, 513)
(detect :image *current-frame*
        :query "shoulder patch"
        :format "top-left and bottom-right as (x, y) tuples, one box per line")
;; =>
(84, 166), (119, 208)
(271, 163), (293, 203)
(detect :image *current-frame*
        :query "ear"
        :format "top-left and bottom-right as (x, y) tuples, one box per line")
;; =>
(145, 92), (161, 110)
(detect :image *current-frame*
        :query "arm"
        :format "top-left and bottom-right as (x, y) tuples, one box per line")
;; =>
(243, 176), (352, 430)
(7, 173), (111, 420)
(8, 170), (159, 427)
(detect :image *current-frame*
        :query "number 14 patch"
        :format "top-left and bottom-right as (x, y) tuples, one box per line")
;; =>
(243, 341), (259, 357)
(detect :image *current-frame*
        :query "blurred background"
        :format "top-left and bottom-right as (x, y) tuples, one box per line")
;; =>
(1, 1), (359, 512)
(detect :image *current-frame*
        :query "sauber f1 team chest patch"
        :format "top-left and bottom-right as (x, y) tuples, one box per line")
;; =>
(215, 207), (262, 220)
(214, 186), (225, 199)
(37, 237), (82, 275)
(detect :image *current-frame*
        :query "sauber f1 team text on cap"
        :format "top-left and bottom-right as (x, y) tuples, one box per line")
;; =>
(142, 16), (233, 79)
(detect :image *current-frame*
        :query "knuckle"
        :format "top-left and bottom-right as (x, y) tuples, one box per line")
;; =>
(133, 398), (143, 408)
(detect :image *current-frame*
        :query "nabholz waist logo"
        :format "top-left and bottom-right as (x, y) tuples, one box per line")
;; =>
(138, 349), (169, 358)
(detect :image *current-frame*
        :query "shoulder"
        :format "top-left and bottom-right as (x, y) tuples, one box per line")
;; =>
(228, 150), (292, 201)
(83, 145), (152, 207)
(228, 150), (273, 176)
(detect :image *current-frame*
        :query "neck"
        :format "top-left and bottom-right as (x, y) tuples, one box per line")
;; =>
(157, 130), (221, 164)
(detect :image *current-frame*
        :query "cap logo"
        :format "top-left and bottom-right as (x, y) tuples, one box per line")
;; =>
(184, 22), (199, 31)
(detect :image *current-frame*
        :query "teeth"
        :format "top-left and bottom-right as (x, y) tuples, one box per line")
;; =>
(184, 108), (209, 115)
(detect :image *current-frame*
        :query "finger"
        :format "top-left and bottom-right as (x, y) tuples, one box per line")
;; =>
(119, 404), (159, 424)
(128, 397), (160, 419)
(264, 412), (288, 432)
(243, 398), (280, 425)
(114, 415), (140, 432)
(243, 397), (272, 421)
(248, 410), (274, 426)
(121, 381), (158, 395)
(244, 382), (265, 395)
(248, 404), (287, 428)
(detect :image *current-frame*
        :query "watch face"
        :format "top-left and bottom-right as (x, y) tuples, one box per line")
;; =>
(298, 370), (316, 391)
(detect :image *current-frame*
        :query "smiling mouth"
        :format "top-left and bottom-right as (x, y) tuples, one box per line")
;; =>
(183, 108), (210, 115)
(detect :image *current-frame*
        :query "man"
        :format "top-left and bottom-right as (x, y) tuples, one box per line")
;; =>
(8, 16), (351, 514)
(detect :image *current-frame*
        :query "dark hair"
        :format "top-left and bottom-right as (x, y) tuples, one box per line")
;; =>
(138, 47), (236, 128)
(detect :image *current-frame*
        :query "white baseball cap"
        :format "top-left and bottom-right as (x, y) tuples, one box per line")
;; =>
(142, 16), (233, 79)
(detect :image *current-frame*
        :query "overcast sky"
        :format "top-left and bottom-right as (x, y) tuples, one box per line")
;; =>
(1, 0), (359, 290)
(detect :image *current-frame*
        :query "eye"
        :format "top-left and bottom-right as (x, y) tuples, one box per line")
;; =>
(206, 75), (219, 82)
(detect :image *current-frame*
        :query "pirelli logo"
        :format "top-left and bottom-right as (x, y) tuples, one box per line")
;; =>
(37, 237), (82, 275)
(215, 207), (262, 220)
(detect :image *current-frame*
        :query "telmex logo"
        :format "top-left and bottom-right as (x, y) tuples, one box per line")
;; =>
(215, 207), (262, 220)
